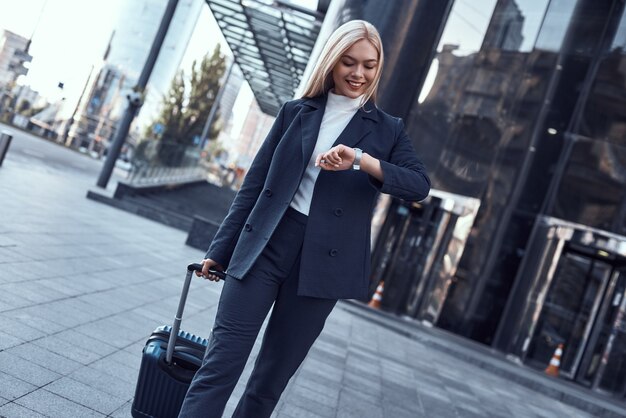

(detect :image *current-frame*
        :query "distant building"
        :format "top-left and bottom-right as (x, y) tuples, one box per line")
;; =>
(0, 30), (31, 87)
(66, 0), (204, 156)
(12, 84), (42, 113)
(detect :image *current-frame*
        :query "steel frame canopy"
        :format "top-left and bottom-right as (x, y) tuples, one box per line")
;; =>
(206, 0), (323, 116)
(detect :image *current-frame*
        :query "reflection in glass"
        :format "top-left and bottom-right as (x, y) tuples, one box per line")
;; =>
(482, 0), (550, 52)
(579, 8), (626, 147)
(613, 8), (626, 49)
(525, 253), (610, 378)
(598, 276), (626, 395)
(407, 0), (572, 342)
(534, 0), (577, 52)
(553, 139), (626, 231)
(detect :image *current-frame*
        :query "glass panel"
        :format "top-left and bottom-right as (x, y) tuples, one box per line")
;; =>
(613, 8), (626, 49)
(434, 0), (498, 56)
(534, 0), (577, 51)
(410, 1), (583, 341)
(129, 138), (207, 185)
(553, 139), (626, 230)
(575, 271), (626, 388)
(579, 8), (626, 146)
(525, 253), (609, 376)
(598, 272), (626, 395)
(480, 0), (550, 52)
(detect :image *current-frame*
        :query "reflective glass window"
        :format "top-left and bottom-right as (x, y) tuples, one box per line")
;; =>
(613, 8), (626, 49)
(534, 0), (577, 51)
(553, 139), (626, 231)
(579, 8), (626, 146)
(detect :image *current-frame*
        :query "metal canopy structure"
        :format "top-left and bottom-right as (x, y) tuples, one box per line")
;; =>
(206, 0), (324, 116)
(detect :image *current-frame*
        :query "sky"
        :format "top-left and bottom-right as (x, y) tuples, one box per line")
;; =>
(0, 0), (124, 107)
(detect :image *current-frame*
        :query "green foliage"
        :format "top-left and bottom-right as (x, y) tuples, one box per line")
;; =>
(148, 44), (226, 149)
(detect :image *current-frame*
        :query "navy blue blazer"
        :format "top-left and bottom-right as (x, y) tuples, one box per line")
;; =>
(205, 95), (430, 300)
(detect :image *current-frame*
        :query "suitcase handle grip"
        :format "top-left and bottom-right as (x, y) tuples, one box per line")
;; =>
(187, 263), (227, 279)
(187, 263), (203, 272)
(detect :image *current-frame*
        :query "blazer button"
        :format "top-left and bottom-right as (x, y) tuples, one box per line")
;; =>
(334, 208), (344, 217)
(244, 223), (252, 232)
(264, 189), (273, 197)
(329, 249), (338, 257)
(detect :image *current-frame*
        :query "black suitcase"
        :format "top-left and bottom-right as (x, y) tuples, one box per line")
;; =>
(131, 263), (224, 418)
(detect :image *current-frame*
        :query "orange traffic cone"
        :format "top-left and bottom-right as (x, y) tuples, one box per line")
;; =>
(545, 343), (564, 377)
(368, 281), (385, 309)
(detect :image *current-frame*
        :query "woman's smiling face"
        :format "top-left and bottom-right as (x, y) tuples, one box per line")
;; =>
(331, 39), (378, 99)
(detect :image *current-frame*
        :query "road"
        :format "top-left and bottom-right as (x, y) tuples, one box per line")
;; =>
(0, 122), (128, 184)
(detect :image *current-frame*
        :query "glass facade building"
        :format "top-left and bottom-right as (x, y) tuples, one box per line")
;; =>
(308, 0), (626, 397)
(67, 0), (204, 156)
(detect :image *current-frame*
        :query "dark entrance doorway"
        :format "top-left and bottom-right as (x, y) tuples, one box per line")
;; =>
(510, 217), (626, 398)
(368, 191), (479, 325)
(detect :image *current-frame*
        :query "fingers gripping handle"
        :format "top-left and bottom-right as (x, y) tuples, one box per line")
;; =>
(166, 264), (226, 364)
(187, 263), (227, 279)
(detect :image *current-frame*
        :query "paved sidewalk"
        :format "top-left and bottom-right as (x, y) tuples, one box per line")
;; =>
(0, 136), (622, 417)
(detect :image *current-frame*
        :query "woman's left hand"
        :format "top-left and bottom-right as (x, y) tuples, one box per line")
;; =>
(315, 145), (355, 171)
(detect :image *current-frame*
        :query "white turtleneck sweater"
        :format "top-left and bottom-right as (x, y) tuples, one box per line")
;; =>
(290, 91), (363, 215)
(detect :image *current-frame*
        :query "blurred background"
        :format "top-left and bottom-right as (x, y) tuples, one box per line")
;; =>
(1, 0), (626, 402)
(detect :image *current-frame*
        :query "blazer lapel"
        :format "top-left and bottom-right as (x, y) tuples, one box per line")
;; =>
(332, 99), (379, 148)
(300, 96), (326, 163)
(300, 96), (380, 162)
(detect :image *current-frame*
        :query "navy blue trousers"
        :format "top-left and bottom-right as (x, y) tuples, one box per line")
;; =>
(179, 207), (337, 418)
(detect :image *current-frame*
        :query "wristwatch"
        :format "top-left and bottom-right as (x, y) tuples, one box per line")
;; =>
(352, 148), (363, 171)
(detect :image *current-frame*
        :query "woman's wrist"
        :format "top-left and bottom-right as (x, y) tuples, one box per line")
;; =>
(359, 152), (384, 182)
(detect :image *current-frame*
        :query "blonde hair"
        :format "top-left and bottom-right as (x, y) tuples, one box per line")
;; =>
(301, 20), (384, 106)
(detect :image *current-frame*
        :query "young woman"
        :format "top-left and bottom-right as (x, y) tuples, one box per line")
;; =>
(179, 19), (430, 418)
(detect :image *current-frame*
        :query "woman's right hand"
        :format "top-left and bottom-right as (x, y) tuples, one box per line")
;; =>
(197, 258), (225, 282)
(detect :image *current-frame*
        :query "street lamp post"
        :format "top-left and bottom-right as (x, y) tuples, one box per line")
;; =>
(97, 0), (179, 189)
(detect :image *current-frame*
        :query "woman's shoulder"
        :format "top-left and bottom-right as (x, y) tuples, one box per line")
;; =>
(372, 105), (403, 127)
(276, 98), (308, 117)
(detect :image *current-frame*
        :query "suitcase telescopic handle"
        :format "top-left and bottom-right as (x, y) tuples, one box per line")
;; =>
(166, 263), (226, 364)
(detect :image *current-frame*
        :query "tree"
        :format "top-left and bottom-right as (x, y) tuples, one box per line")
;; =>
(147, 44), (226, 166)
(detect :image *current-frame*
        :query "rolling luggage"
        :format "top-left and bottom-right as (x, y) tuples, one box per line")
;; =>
(131, 263), (225, 418)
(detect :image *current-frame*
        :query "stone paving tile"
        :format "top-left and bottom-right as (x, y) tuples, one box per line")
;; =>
(276, 404), (328, 418)
(14, 389), (106, 418)
(0, 289), (33, 311)
(337, 387), (384, 418)
(0, 402), (48, 418)
(1, 281), (69, 305)
(107, 400), (133, 418)
(88, 356), (137, 385)
(67, 366), (136, 400)
(0, 351), (61, 387)
(31, 331), (112, 365)
(45, 377), (127, 415)
(4, 342), (83, 375)
(0, 330), (23, 350)
(0, 372), (37, 402)
(382, 404), (423, 418)
(0, 248), (20, 264)
(282, 392), (336, 417)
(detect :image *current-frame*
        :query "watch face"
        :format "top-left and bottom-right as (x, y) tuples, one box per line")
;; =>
(353, 148), (362, 170)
